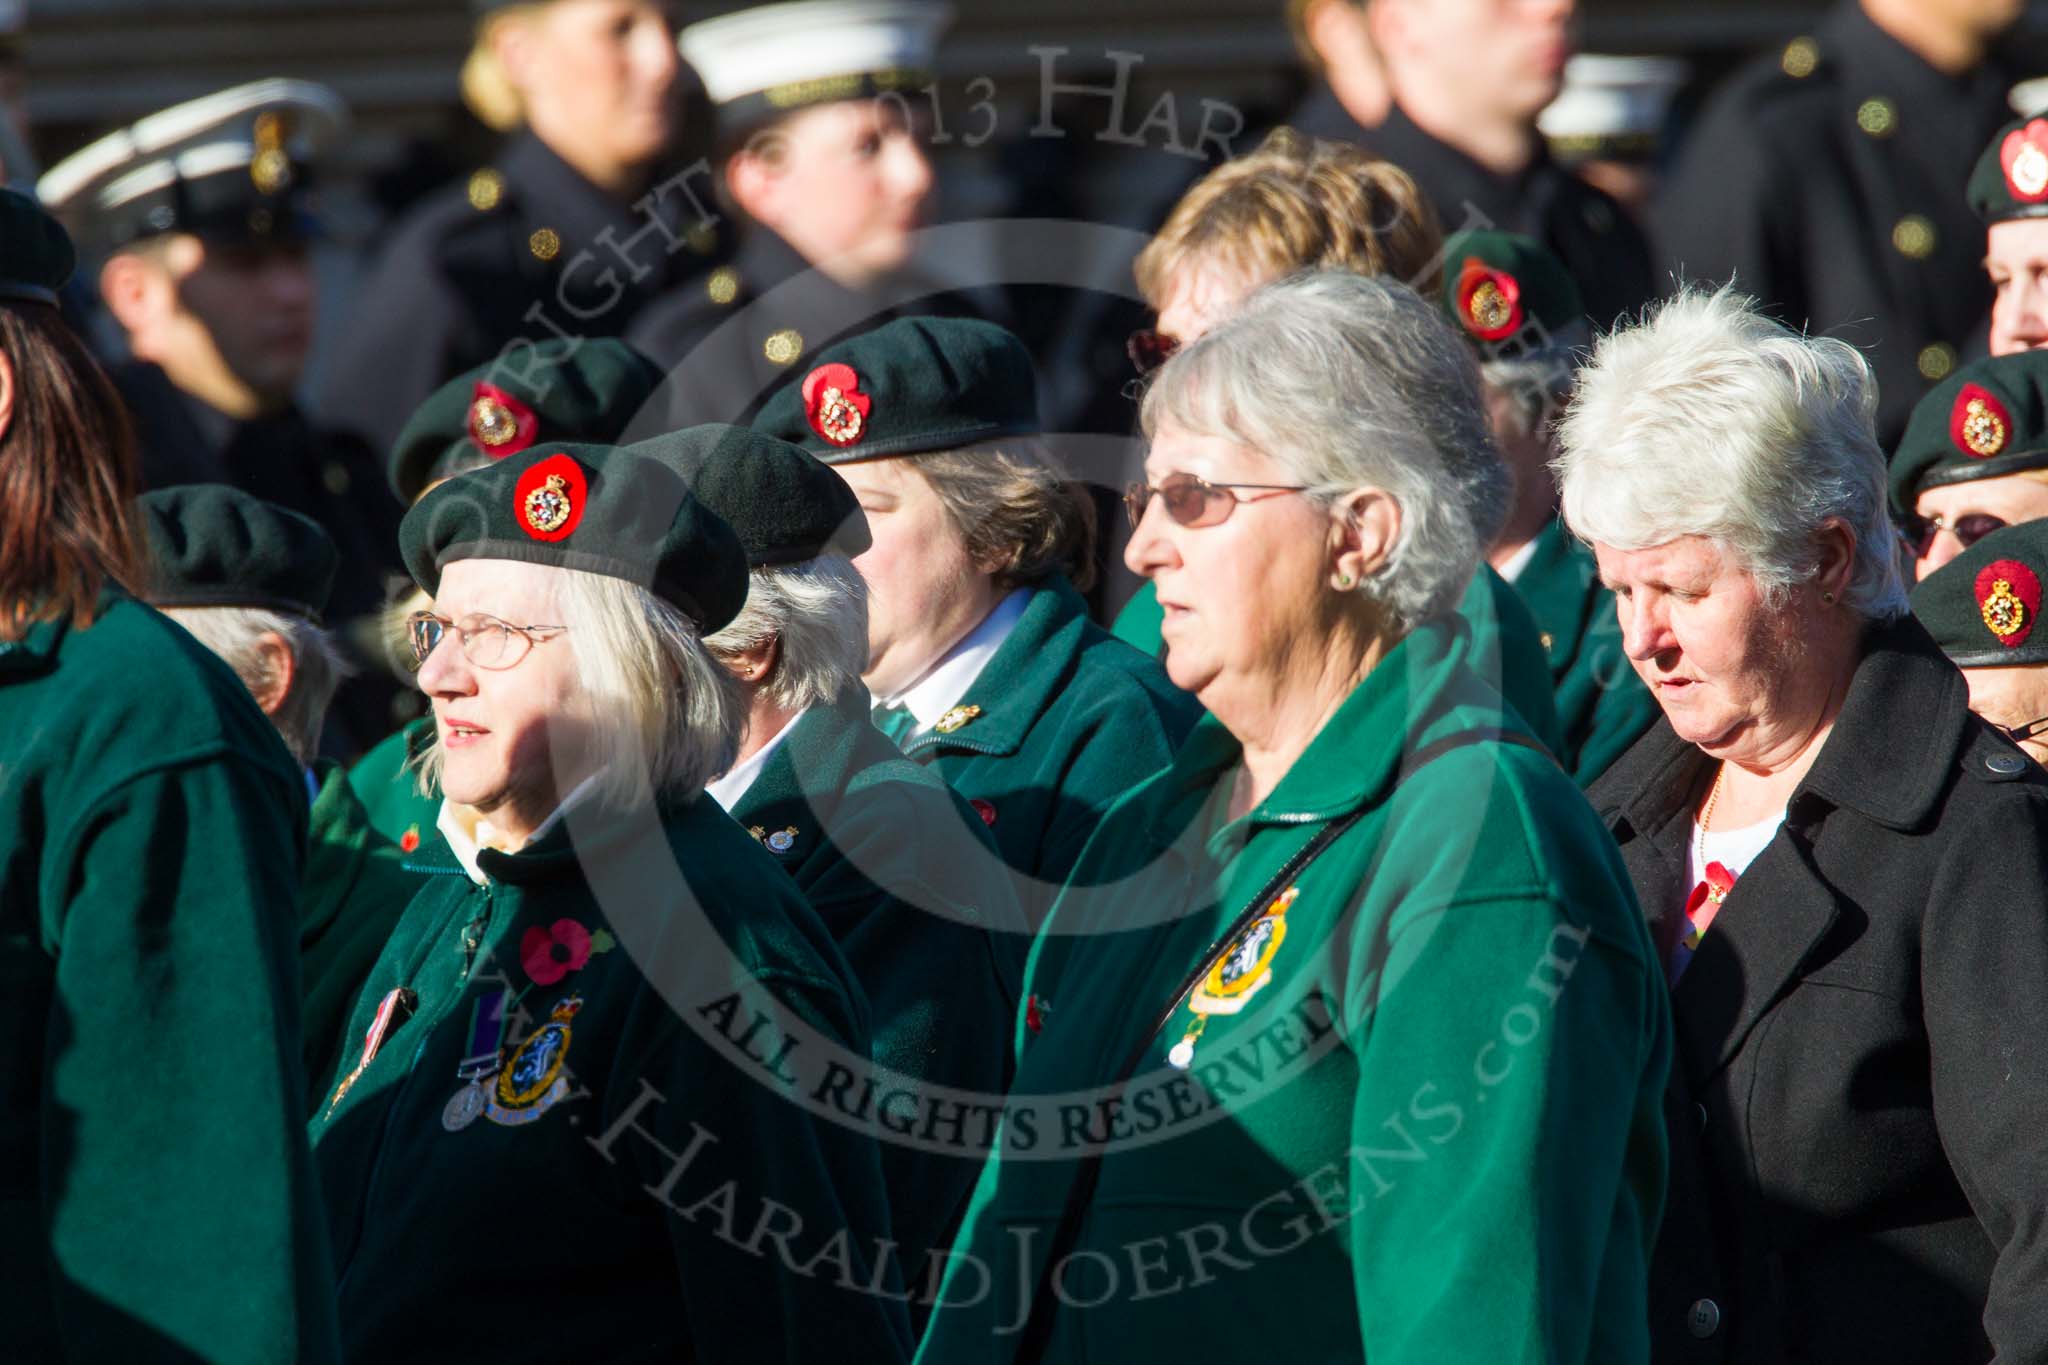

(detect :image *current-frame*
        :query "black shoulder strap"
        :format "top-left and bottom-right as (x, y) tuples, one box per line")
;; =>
(1012, 725), (1549, 1361)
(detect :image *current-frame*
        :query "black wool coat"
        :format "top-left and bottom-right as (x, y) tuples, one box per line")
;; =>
(1589, 614), (2048, 1365)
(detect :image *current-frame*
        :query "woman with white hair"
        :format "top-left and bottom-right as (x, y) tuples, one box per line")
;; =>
(1569, 288), (2048, 1364)
(309, 442), (912, 1363)
(915, 270), (1668, 1364)
(630, 422), (1024, 1293)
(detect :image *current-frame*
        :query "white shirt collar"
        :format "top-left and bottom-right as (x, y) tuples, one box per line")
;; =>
(436, 772), (605, 886)
(1496, 537), (1540, 584)
(878, 587), (1031, 733)
(705, 708), (806, 812)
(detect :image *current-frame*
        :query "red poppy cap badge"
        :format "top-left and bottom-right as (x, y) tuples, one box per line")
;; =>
(1951, 383), (2012, 459)
(1977, 559), (2042, 648)
(2003, 119), (2048, 203)
(514, 451), (586, 542)
(469, 382), (540, 459)
(1456, 258), (1523, 342)
(802, 362), (871, 446)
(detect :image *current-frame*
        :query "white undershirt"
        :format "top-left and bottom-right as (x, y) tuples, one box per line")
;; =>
(438, 772), (604, 885)
(875, 587), (1031, 737)
(704, 709), (805, 812)
(1686, 811), (1784, 894)
(1496, 538), (1540, 584)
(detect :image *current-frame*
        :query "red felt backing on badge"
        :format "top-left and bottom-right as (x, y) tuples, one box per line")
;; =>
(2002, 119), (2048, 203)
(1455, 258), (1523, 342)
(1976, 559), (2041, 648)
(514, 452), (587, 542)
(469, 382), (540, 459)
(1951, 383), (2012, 459)
(801, 362), (872, 446)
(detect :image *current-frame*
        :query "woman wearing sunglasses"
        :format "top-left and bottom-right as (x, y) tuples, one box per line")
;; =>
(309, 440), (914, 1364)
(751, 316), (1201, 931)
(1913, 518), (2048, 768)
(1891, 350), (2048, 580)
(1112, 126), (1564, 760)
(916, 270), (1666, 1364)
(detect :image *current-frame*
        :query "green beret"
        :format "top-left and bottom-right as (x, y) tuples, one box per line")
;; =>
(625, 424), (870, 568)
(0, 186), (76, 306)
(1889, 351), (2048, 514)
(750, 316), (1040, 464)
(1440, 229), (1589, 355)
(1910, 519), (2048, 666)
(387, 338), (666, 504)
(399, 442), (749, 634)
(138, 483), (338, 621)
(1969, 115), (2048, 225)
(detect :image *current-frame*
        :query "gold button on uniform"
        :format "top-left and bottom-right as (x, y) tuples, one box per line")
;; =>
(685, 222), (719, 255)
(1891, 215), (1936, 260)
(1781, 37), (1820, 79)
(322, 462), (351, 496)
(763, 329), (804, 366)
(1855, 97), (1896, 137)
(468, 169), (505, 212)
(707, 266), (740, 305)
(1917, 342), (1958, 381)
(529, 227), (561, 261)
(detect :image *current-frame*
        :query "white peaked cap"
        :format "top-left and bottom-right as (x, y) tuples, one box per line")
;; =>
(1538, 54), (1689, 144)
(681, 0), (954, 107)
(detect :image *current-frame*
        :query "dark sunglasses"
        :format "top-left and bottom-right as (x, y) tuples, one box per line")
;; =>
(1124, 472), (1310, 529)
(1126, 328), (1180, 376)
(1904, 510), (2006, 554)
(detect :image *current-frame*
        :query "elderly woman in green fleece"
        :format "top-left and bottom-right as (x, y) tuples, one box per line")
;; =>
(913, 270), (1669, 1365)
(309, 440), (912, 1365)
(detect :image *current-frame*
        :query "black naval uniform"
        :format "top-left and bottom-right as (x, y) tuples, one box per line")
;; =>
(1290, 87), (1659, 330)
(628, 226), (976, 430)
(1656, 1), (2012, 445)
(316, 133), (728, 454)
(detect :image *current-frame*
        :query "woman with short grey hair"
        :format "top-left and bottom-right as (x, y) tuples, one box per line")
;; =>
(916, 269), (1668, 1362)
(1141, 267), (1510, 630)
(1571, 288), (2048, 1364)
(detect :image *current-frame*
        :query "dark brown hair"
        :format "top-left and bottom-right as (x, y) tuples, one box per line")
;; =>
(913, 439), (1097, 593)
(0, 302), (142, 639)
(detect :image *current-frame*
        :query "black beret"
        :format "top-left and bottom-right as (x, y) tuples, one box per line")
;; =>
(0, 186), (76, 306)
(1911, 519), (2048, 666)
(1889, 351), (2048, 514)
(750, 315), (1040, 464)
(625, 424), (870, 567)
(1969, 115), (2048, 225)
(399, 441), (748, 634)
(387, 338), (666, 504)
(139, 483), (338, 621)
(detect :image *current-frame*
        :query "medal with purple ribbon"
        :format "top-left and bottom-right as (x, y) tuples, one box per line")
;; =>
(441, 988), (507, 1132)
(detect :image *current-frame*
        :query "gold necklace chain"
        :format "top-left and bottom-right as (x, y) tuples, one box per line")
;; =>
(1694, 763), (1724, 873)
